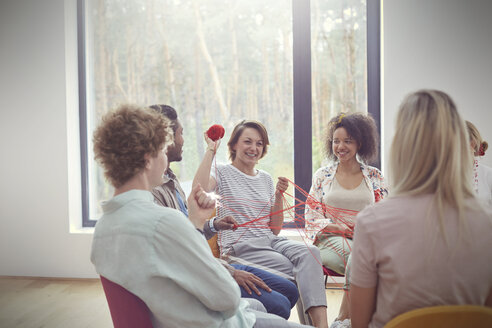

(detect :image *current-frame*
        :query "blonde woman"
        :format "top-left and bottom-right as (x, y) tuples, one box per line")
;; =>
(466, 120), (492, 203)
(350, 90), (492, 328)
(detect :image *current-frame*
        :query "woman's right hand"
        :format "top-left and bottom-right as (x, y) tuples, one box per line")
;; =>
(204, 132), (221, 155)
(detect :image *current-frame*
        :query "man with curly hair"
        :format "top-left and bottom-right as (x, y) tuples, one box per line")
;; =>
(90, 104), (310, 328)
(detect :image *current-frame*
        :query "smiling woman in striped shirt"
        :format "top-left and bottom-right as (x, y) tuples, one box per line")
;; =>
(193, 120), (329, 328)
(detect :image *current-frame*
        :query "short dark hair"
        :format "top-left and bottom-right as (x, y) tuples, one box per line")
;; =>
(227, 120), (270, 161)
(325, 112), (379, 163)
(149, 104), (178, 133)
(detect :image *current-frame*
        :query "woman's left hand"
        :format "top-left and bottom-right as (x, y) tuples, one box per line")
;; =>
(276, 177), (289, 195)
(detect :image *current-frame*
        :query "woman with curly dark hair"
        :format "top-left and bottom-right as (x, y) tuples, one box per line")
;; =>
(304, 113), (388, 328)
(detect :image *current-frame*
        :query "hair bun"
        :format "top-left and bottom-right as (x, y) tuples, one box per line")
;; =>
(479, 141), (488, 156)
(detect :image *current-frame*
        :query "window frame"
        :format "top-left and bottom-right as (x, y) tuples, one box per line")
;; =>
(78, 0), (92, 227)
(77, 0), (381, 228)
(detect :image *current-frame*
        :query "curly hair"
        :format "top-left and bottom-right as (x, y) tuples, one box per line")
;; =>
(227, 120), (270, 161)
(93, 104), (173, 188)
(325, 112), (379, 163)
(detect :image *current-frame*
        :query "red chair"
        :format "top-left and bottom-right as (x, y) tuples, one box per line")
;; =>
(323, 265), (344, 287)
(100, 276), (153, 328)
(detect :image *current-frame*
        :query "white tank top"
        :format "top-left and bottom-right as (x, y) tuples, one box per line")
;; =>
(324, 177), (373, 213)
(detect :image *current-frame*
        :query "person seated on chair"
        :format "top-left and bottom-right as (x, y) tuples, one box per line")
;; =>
(193, 119), (329, 328)
(350, 90), (492, 328)
(304, 113), (388, 328)
(149, 104), (299, 319)
(466, 120), (492, 204)
(90, 104), (311, 328)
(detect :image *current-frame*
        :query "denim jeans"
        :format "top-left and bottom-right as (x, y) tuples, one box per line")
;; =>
(231, 264), (299, 319)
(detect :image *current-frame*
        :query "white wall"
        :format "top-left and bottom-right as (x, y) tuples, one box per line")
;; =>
(0, 0), (491, 278)
(382, 0), (492, 173)
(0, 0), (96, 278)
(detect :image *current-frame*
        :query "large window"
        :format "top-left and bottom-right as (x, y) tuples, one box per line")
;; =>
(311, 0), (370, 171)
(78, 0), (380, 227)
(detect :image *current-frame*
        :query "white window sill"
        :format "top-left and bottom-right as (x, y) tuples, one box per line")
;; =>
(279, 228), (306, 242)
(69, 226), (95, 234)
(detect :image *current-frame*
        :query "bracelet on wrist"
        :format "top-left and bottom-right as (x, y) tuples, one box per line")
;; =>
(209, 216), (218, 233)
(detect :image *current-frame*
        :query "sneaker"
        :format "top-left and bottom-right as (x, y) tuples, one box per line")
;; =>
(329, 318), (351, 328)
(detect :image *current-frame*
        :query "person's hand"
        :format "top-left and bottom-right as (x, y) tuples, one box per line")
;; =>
(341, 225), (354, 238)
(321, 223), (352, 236)
(342, 220), (355, 237)
(276, 177), (289, 195)
(203, 132), (221, 155)
(214, 215), (238, 231)
(187, 184), (216, 229)
(232, 270), (271, 295)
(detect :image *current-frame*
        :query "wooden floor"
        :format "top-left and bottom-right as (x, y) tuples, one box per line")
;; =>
(0, 276), (344, 327)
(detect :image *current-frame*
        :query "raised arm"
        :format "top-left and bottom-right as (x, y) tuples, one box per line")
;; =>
(192, 132), (219, 192)
(270, 177), (288, 235)
(187, 183), (216, 230)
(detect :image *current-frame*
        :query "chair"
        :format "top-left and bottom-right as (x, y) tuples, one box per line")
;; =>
(323, 265), (344, 287)
(384, 305), (492, 328)
(207, 233), (221, 258)
(100, 276), (153, 328)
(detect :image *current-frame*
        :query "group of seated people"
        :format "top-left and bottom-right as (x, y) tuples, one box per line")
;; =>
(90, 89), (492, 328)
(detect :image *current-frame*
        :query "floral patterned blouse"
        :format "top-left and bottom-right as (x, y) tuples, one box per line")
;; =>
(304, 161), (388, 243)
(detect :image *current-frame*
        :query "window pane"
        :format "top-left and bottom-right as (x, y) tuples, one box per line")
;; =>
(311, 0), (367, 171)
(85, 0), (293, 220)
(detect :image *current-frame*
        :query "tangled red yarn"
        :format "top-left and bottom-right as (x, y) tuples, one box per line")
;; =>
(479, 143), (485, 156)
(207, 124), (225, 141)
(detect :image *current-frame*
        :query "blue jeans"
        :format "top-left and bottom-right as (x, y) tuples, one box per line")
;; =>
(231, 264), (299, 319)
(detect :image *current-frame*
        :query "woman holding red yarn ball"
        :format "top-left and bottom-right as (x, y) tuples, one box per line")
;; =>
(194, 120), (329, 328)
(207, 124), (225, 141)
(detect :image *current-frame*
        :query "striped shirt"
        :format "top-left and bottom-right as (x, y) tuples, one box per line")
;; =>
(212, 164), (276, 254)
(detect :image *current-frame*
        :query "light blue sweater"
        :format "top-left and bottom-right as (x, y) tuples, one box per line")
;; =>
(91, 189), (256, 328)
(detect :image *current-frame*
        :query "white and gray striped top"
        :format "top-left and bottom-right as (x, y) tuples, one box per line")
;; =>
(212, 163), (276, 254)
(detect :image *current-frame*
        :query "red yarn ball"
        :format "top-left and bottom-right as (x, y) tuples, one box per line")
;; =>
(206, 124), (225, 141)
